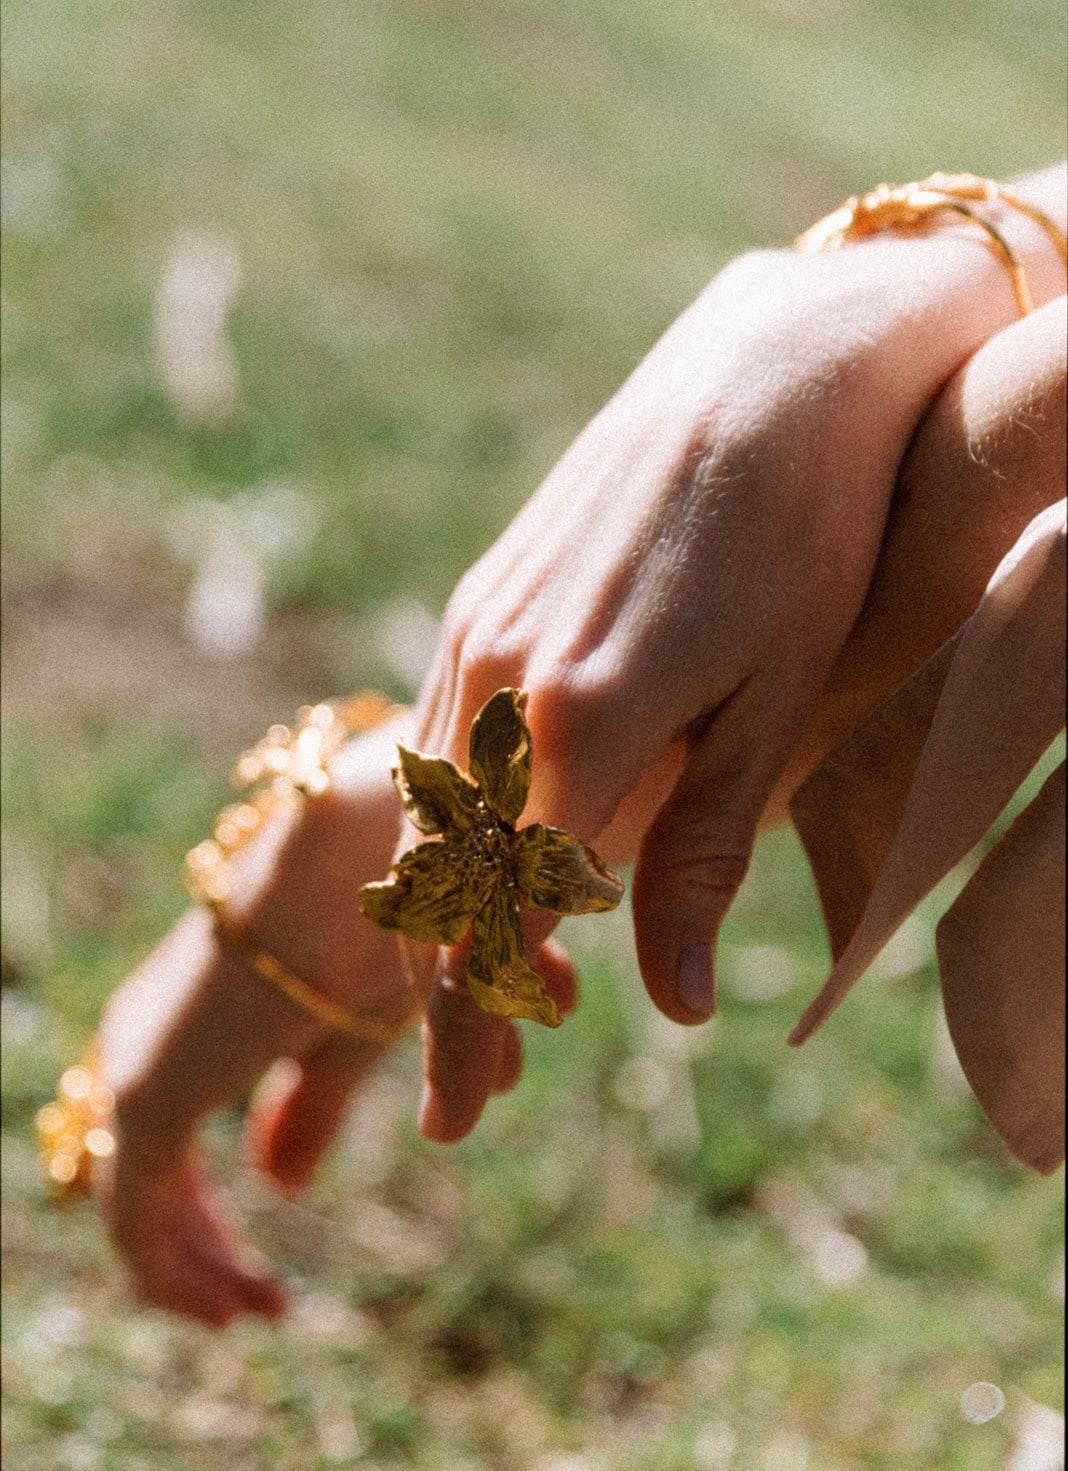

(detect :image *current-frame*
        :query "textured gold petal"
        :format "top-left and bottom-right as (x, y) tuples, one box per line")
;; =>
(392, 746), (482, 836)
(358, 839), (494, 945)
(512, 823), (624, 915)
(468, 688), (532, 826)
(466, 885), (561, 1027)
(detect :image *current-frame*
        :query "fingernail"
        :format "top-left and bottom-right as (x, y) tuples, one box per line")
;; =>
(676, 944), (715, 1016)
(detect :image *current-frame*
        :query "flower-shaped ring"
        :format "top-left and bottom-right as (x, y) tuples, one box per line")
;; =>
(358, 689), (623, 1026)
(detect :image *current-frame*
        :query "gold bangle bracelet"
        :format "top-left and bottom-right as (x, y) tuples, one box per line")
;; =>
(185, 690), (416, 1043)
(796, 172), (1068, 317)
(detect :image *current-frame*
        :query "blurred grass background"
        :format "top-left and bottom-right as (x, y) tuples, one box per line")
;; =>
(1, 0), (1064, 1467)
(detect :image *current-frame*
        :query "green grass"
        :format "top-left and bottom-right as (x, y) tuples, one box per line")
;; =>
(2, 0), (1064, 1466)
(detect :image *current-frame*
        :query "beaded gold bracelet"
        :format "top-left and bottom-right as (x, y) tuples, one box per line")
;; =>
(36, 1045), (117, 1194)
(184, 690), (411, 1048)
(796, 172), (1068, 316)
(37, 691), (412, 1196)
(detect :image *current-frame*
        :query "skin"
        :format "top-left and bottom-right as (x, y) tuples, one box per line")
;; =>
(414, 167), (1067, 1139)
(97, 717), (576, 1324)
(92, 166), (1066, 1324)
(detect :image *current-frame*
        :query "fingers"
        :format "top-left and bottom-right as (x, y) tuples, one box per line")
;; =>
(246, 1033), (392, 1195)
(419, 932), (577, 1143)
(764, 298), (1068, 823)
(632, 679), (807, 1025)
(103, 1152), (286, 1328)
(419, 956), (511, 1144)
(492, 1019), (524, 1095)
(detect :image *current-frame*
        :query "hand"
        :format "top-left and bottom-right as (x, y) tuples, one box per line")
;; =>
(411, 175), (1067, 1142)
(769, 293), (1067, 814)
(93, 715), (575, 1325)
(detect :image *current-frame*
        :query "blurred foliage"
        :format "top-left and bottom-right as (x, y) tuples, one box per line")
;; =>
(1, 0), (1064, 1467)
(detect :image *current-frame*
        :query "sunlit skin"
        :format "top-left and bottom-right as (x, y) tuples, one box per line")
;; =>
(88, 165), (1065, 1325)
(411, 167), (1066, 1143)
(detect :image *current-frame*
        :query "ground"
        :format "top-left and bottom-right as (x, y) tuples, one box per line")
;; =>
(2, 0), (1064, 1466)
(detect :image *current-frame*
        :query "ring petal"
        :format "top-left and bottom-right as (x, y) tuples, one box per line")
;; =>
(393, 747), (482, 835)
(468, 689), (532, 826)
(467, 886), (561, 1027)
(358, 840), (493, 945)
(513, 823), (624, 914)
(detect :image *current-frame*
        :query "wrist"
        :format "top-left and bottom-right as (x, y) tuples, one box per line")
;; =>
(225, 708), (416, 1025)
(788, 164), (1065, 390)
(172, 701), (415, 1042)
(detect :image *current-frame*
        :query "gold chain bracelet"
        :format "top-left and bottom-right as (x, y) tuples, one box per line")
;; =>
(38, 691), (411, 1197)
(36, 1045), (116, 1195)
(183, 690), (411, 1048)
(796, 172), (1068, 316)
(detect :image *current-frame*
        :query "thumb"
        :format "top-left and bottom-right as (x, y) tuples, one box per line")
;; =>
(632, 680), (802, 1025)
(246, 1034), (395, 1195)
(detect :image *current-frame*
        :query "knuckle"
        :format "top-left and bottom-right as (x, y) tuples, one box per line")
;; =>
(669, 851), (751, 915)
(442, 559), (507, 652)
(527, 664), (620, 747)
(522, 668), (636, 832)
(442, 583), (529, 704)
(441, 574), (480, 650)
(649, 828), (753, 919)
(524, 671), (601, 775)
(525, 671), (582, 742)
(454, 636), (516, 702)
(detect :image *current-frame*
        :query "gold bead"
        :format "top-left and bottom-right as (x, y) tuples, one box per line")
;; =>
(59, 1066), (93, 1101)
(35, 1103), (67, 1138)
(85, 1127), (116, 1159)
(49, 1154), (80, 1186)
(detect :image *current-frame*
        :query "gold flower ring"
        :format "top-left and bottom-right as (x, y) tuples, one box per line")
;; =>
(359, 689), (623, 1027)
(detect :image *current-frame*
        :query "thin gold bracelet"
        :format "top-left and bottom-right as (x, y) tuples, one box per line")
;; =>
(38, 691), (413, 1197)
(184, 691), (414, 1045)
(206, 902), (406, 1048)
(796, 172), (1068, 317)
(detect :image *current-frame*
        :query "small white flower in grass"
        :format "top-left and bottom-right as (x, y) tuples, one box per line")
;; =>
(961, 1381), (1005, 1423)
(56, 1435), (100, 1471)
(35, 1294), (85, 1348)
(811, 1227), (868, 1287)
(155, 231), (242, 427)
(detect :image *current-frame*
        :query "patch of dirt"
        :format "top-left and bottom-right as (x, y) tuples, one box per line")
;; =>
(1, 570), (374, 756)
